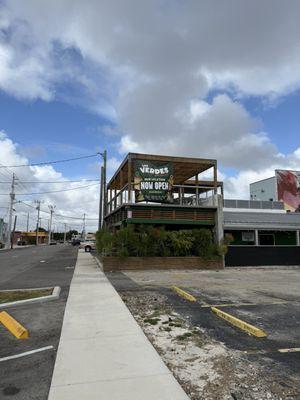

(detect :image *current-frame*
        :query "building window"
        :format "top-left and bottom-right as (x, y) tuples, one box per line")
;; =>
(242, 231), (255, 242)
(259, 233), (275, 246)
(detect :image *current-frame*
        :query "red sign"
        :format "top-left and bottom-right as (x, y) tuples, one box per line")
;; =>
(276, 170), (300, 211)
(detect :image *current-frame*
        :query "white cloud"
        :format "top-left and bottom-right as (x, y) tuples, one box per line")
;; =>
(118, 93), (277, 170)
(0, 132), (100, 232)
(119, 135), (139, 154)
(189, 100), (212, 122)
(0, 37), (54, 101)
(1, 0), (300, 198)
(224, 148), (300, 199)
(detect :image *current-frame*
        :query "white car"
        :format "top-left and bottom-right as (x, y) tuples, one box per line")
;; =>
(80, 240), (96, 252)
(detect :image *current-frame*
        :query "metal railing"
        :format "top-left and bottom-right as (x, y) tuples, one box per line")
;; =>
(224, 199), (284, 210)
(106, 184), (221, 215)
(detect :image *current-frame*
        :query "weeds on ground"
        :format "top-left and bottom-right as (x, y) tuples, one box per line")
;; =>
(0, 289), (53, 304)
(143, 317), (161, 325)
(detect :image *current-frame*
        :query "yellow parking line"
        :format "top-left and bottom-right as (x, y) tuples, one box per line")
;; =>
(201, 300), (289, 308)
(211, 307), (267, 338)
(278, 347), (300, 353)
(245, 347), (300, 355)
(0, 311), (29, 339)
(171, 286), (197, 302)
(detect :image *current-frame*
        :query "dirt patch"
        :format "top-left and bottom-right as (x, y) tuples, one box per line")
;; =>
(121, 290), (299, 400)
(0, 289), (53, 304)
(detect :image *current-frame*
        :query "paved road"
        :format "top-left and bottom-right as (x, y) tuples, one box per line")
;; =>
(0, 244), (78, 399)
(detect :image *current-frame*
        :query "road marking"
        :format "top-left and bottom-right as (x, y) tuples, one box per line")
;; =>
(245, 347), (300, 355)
(278, 347), (300, 353)
(200, 300), (290, 308)
(211, 307), (267, 338)
(0, 346), (54, 362)
(0, 311), (29, 339)
(171, 286), (197, 302)
(40, 260), (45, 263)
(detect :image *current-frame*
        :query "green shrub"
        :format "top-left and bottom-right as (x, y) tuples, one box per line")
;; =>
(114, 226), (139, 257)
(96, 229), (115, 255)
(166, 230), (194, 256)
(191, 229), (215, 258)
(96, 226), (220, 259)
(136, 225), (159, 256)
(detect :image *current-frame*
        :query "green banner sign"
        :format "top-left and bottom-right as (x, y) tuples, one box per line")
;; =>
(134, 160), (173, 203)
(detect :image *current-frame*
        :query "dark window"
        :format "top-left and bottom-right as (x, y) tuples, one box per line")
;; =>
(259, 234), (275, 246)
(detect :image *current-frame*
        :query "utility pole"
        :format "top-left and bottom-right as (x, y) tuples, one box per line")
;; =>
(64, 223), (67, 244)
(103, 150), (107, 227)
(35, 200), (41, 246)
(48, 205), (56, 245)
(5, 173), (16, 249)
(97, 150), (107, 231)
(26, 212), (29, 232)
(82, 213), (86, 240)
(98, 165), (104, 231)
(11, 215), (17, 249)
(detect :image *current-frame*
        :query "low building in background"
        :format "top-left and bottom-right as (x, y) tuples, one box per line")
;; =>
(12, 231), (48, 246)
(250, 169), (300, 211)
(224, 199), (300, 266)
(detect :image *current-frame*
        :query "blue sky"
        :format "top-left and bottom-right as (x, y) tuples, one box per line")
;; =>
(1, 87), (299, 178)
(1, 0), (300, 229)
(242, 91), (300, 154)
(0, 91), (119, 179)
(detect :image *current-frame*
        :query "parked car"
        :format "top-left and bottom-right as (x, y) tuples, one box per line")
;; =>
(50, 241), (57, 245)
(79, 240), (96, 252)
(72, 238), (81, 246)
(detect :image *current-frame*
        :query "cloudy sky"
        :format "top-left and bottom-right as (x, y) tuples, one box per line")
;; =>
(1, 0), (300, 231)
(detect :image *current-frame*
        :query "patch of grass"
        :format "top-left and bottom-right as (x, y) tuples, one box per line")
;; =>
(143, 317), (160, 325)
(0, 289), (53, 304)
(176, 332), (193, 341)
(169, 321), (183, 327)
(148, 310), (160, 318)
(163, 327), (172, 332)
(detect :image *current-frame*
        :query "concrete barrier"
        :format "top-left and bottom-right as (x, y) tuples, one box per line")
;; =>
(0, 311), (29, 339)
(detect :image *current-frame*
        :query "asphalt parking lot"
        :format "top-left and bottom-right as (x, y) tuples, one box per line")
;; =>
(107, 266), (300, 395)
(0, 244), (78, 399)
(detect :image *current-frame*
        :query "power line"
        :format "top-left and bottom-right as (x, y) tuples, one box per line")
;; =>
(0, 153), (100, 168)
(0, 163), (32, 194)
(0, 182), (100, 196)
(56, 214), (98, 220)
(18, 200), (98, 220)
(0, 179), (99, 184)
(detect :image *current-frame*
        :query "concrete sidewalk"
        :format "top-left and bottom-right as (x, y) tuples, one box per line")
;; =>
(48, 251), (189, 400)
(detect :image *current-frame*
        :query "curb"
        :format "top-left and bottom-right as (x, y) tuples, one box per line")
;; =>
(171, 285), (197, 302)
(0, 286), (61, 310)
(92, 255), (103, 271)
(211, 306), (267, 337)
(0, 311), (29, 339)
